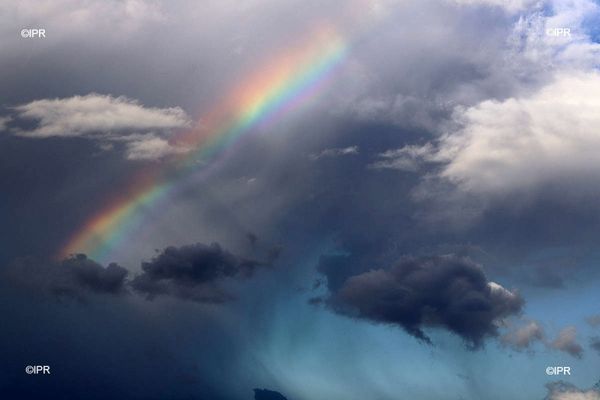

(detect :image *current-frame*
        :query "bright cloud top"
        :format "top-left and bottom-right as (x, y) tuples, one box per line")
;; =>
(438, 71), (600, 195)
(383, 71), (600, 198)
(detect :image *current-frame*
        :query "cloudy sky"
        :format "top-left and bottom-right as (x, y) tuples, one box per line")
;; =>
(1, 1), (600, 399)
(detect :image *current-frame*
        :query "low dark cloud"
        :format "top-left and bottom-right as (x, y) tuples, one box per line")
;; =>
(254, 388), (288, 400)
(320, 255), (524, 348)
(5, 241), (272, 305)
(130, 242), (267, 303)
(4, 254), (128, 300)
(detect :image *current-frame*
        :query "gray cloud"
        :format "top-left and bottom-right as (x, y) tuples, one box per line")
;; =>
(4, 254), (128, 300)
(130, 242), (268, 303)
(549, 326), (584, 358)
(500, 320), (545, 351)
(321, 255), (524, 347)
(346, 95), (452, 132)
(4, 240), (272, 305)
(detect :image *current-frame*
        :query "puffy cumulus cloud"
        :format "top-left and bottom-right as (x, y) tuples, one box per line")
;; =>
(549, 326), (584, 358)
(10, 93), (191, 160)
(394, 70), (600, 228)
(321, 255), (524, 347)
(545, 382), (600, 400)
(433, 71), (600, 196)
(4, 254), (128, 300)
(500, 320), (545, 350)
(130, 242), (268, 303)
(13, 93), (189, 138)
(309, 146), (359, 161)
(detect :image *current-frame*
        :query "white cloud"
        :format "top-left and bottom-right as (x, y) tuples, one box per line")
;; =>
(435, 71), (600, 195)
(125, 136), (189, 160)
(8, 93), (191, 160)
(309, 146), (359, 160)
(13, 93), (190, 138)
(397, 70), (600, 205)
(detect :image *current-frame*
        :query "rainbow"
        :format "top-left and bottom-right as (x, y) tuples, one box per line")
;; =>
(59, 24), (348, 262)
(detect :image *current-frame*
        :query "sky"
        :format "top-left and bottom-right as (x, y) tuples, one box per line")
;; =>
(1, 0), (600, 399)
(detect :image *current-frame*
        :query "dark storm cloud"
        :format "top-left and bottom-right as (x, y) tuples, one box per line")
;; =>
(4, 254), (128, 300)
(321, 255), (523, 347)
(4, 241), (272, 305)
(253, 388), (288, 400)
(130, 242), (268, 303)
